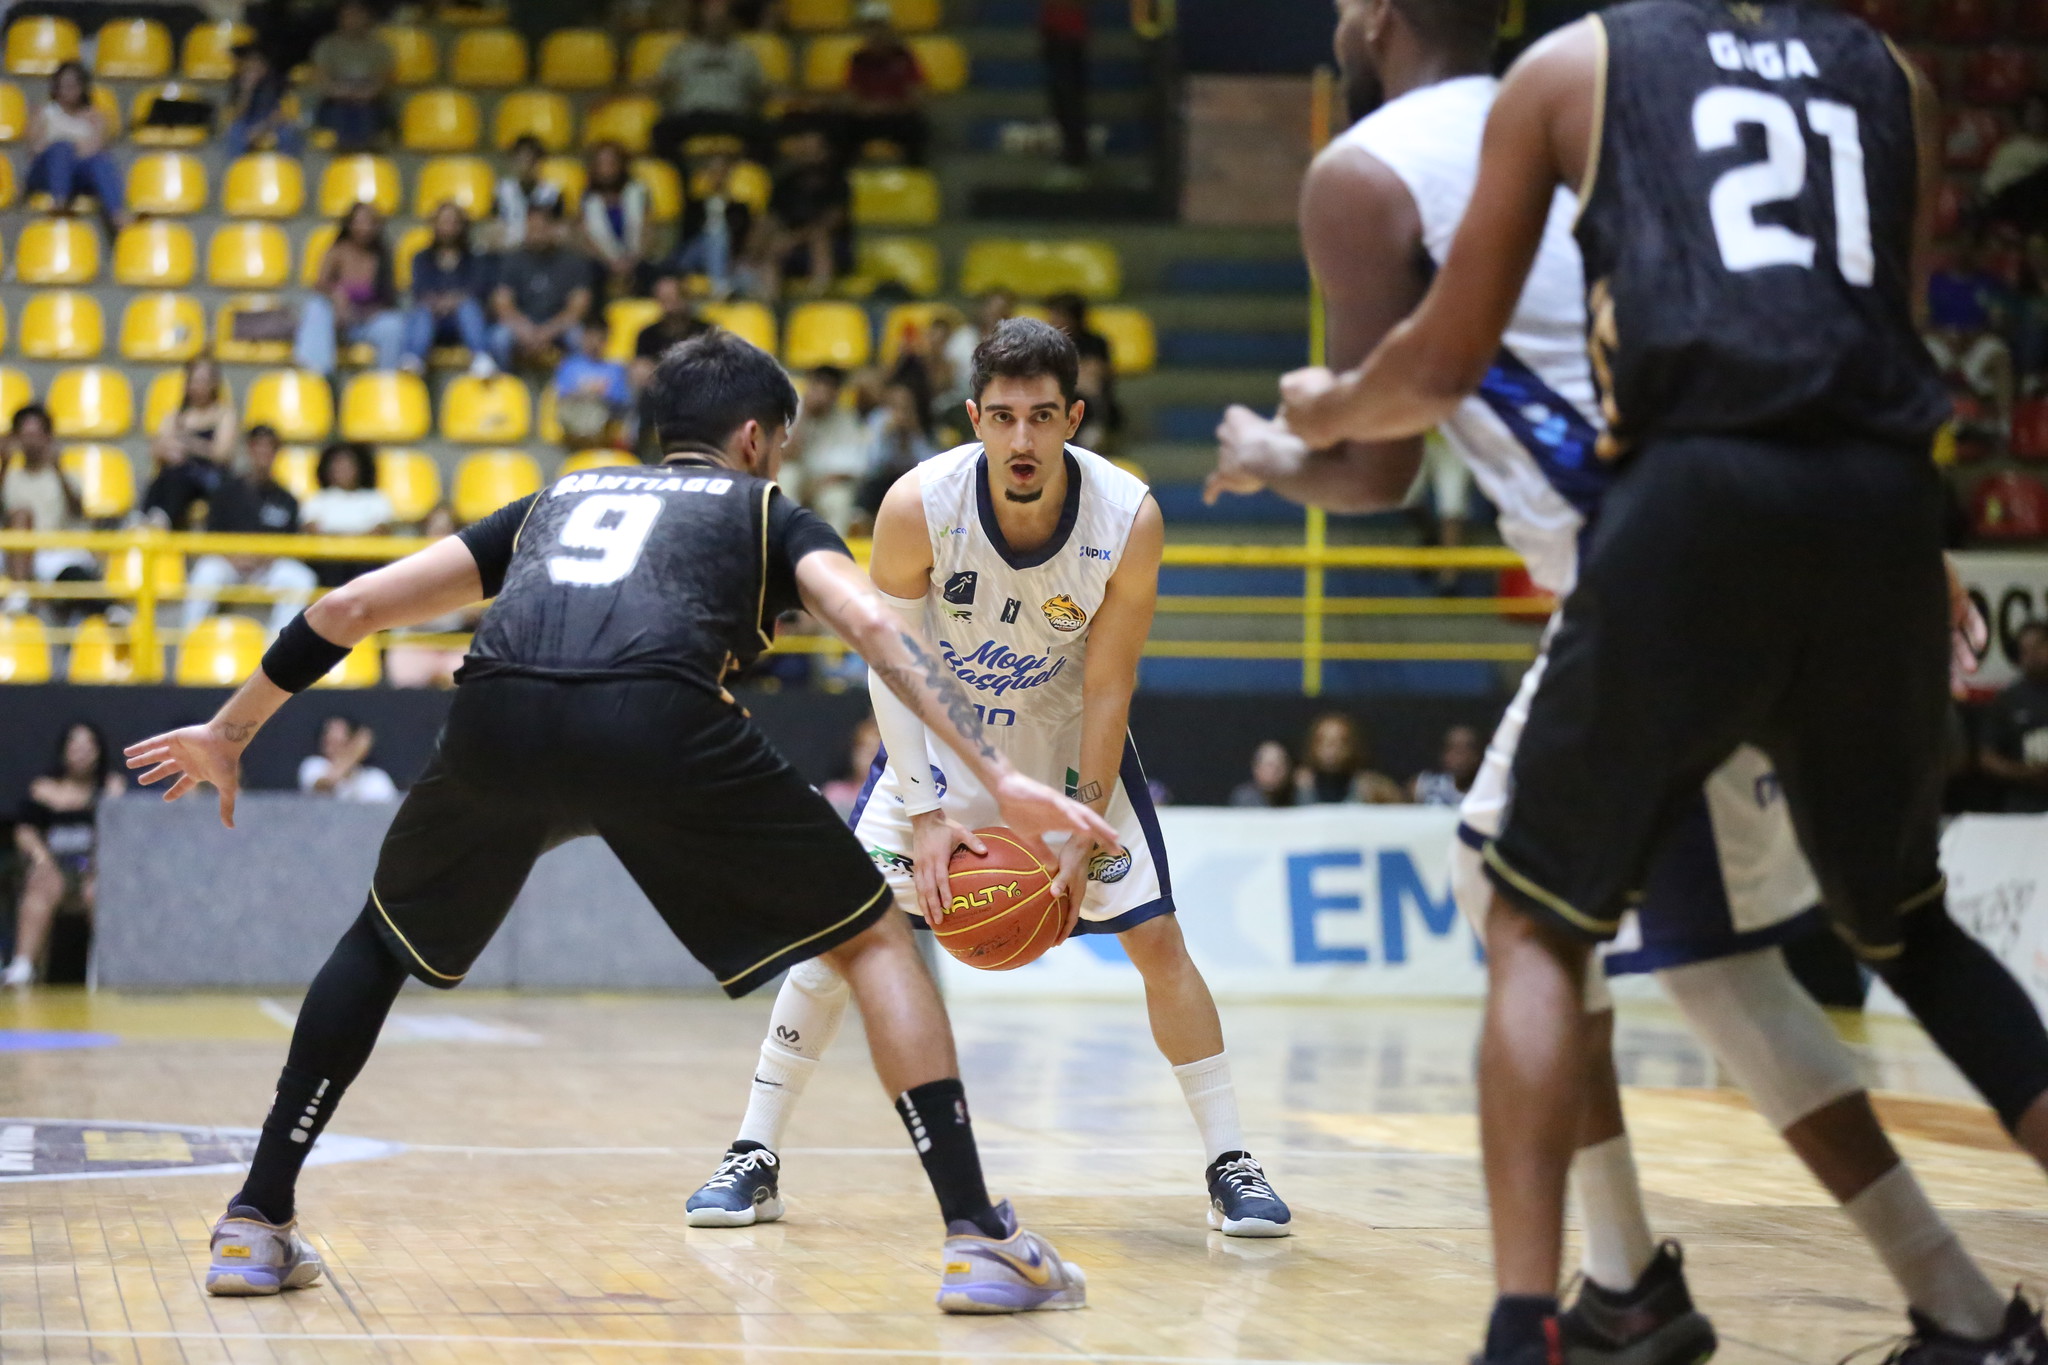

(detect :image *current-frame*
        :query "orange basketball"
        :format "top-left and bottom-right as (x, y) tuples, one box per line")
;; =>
(937, 827), (1064, 971)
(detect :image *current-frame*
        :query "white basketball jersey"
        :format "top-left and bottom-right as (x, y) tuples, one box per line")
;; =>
(1338, 75), (1604, 595)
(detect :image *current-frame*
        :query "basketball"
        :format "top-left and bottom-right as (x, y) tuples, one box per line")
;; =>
(936, 828), (1065, 971)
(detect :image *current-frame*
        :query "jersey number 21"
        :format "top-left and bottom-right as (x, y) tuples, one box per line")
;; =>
(1693, 87), (1874, 286)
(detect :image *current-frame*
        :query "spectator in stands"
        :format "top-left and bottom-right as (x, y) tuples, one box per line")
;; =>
(0, 406), (90, 588)
(1926, 231), (2017, 429)
(1228, 740), (1296, 808)
(820, 715), (882, 819)
(489, 191), (593, 373)
(26, 63), (125, 235)
(310, 0), (395, 153)
(631, 270), (711, 392)
(142, 359), (239, 531)
(2012, 234), (2048, 389)
(844, 0), (928, 165)
(4, 722), (124, 989)
(384, 503), (484, 687)
(1295, 712), (1405, 804)
(670, 153), (753, 298)
(553, 318), (633, 449)
(299, 717), (398, 802)
(301, 442), (394, 587)
(493, 136), (548, 251)
(945, 289), (1016, 384)
(753, 128), (852, 297)
(854, 380), (936, 521)
(1988, 94), (2048, 234)
(403, 203), (496, 380)
(224, 42), (302, 158)
(787, 365), (869, 531)
(1040, 0), (1091, 175)
(296, 203), (406, 376)
(654, 0), (771, 165)
(181, 425), (317, 641)
(922, 314), (971, 422)
(1411, 724), (1482, 806)
(579, 142), (654, 301)
(1980, 621), (2048, 813)
(1047, 293), (1122, 449)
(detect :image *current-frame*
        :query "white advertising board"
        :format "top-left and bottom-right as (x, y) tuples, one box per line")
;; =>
(1952, 551), (2048, 690)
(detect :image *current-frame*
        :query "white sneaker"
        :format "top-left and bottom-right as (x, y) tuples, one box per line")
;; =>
(2, 958), (33, 988)
(206, 1206), (325, 1296)
(936, 1200), (1086, 1314)
(468, 351), (498, 380)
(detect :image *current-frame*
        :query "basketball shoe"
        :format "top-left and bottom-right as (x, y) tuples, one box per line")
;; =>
(1206, 1151), (1292, 1237)
(1879, 1294), (2046, 1365)
(205, 1206), (325, 1296)
(1559, 1241), (1717, 1365)
(685, 1141), (784, 1227)
(936, 1199), (1087, 1314)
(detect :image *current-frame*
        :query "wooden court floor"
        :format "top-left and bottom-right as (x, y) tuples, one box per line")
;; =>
(0, 989), (2043, 1365)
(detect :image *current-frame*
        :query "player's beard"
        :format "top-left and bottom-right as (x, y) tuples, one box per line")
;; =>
(1003, 489), (1045, 504)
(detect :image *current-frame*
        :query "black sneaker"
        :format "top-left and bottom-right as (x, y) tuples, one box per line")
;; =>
(1877, 1294), (2046, 1365)
(685, 1141), (784, 1228)
(1560, 1241), (1718, 1365)
(1205, 1150), (1292, 1237)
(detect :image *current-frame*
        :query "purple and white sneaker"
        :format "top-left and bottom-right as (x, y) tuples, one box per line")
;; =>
(205, 1205), (325, 1296)
(936, 1200), (1086, 1315)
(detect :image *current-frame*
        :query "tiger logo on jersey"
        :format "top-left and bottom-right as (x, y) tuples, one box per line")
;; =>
(1041, 595), (1087, 632)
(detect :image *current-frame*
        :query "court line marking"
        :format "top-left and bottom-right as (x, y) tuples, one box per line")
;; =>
(0, 1329), (1387, 1364)
(401, 1143), (1470, 1161)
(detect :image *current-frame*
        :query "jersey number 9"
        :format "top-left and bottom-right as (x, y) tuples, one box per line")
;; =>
(1692, 87), (1874, 287)
(547, 493), (664, 587)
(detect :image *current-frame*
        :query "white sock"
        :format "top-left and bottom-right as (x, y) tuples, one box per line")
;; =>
(1571, 1134), (1657, 1292)
(732, 959), (849, 1151)
(1843, 1164), (2006, 1340)
(1172, 1051), (1247, 1163)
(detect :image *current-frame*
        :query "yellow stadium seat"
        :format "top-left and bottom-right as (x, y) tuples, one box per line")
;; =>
(376, 448), (443, 522)
(495, 89), (574, 153)
(311, 638), (382, 688)
(538, 154), (587, 207)
(698, 301), (777, 355)
(787, 0), (851, 30)
(699, 159), (771, 214)
(142, 367), (193, 434)
(390, 224), (434, 292)
(442, 376), (532, 443)
(5, 16), (77, 75)
(96, 17), (172, 78)
(802, 34), (859, 91)
(1091, 305), (1157, 375)
(378, 24), (440, 84)
(0, 615), (52, 683)
(537, 384), (562, 444)
(0, 368), (31, 427)
(223, 153), (306, 218)
(299, 223), (339, 286)
(105, 544), (185, 601)
(632, 157), (681, 222)
(851, 166), (939, 226)
(214, 296), (293, 363)
(537, 29), (615, 88)
(604, 298), (662, 361)
(127, 152), (208, 215)
(318, 154), (401, 217)
(113, 220), (195, 286)
(20, 291), (101, 359)
(961, 238), (1123, 300)
(0, 80), (24, 139)
(878, 302), (962, 365)
(740, 31), (794, 85)
(68, 614), (157, 684)
(0, 155), (15, 209)
(907, 35), (969, 93)
(0, 298), (11, 352)
(582, 96), (656, 154)
(245, 370), (334, 442)
(886, 0), (942, 31)
(206, 222), (290, 288)
(453, 449), (543, 521)
(118, 292), (205, 362)
(626, 31), (678, 86)
(784, 301), (871, 369)
(448, 26), (526, 85)
(341, 371), (431, 442)
(414, 155), (494, 217)
(58, 442), (135, 514)
(857, 236), (942, 298)
(86, 82), (120, 140)
(131, 84), (213, 146)
(560, 448), (638, 476)
(48, 367), (132, 437)
(176, 615), (264, 687)
(271, 445), (319, 500)
(401, 89), (480, 152)
(181, 21), (249, 80)
(17, 217), (98, 285)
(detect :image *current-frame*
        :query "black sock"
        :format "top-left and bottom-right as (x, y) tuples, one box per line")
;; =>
(234, 905), (407, 1223)
(894, 1078), (1003, 1237)
(1485, 1294), (1561, 1361)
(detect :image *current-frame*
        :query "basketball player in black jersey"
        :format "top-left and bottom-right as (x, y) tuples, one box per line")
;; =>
(1273, 2), (2048, 1362)
(124, 332), (1106, 1315)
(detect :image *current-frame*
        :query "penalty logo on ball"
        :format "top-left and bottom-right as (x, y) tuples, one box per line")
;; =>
(1088, 848), (1132, 884)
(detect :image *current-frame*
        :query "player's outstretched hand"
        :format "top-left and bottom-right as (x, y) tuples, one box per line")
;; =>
(1048, 835), (1092, 946)
(909, 810), (986, 929)
(1277, 366), (1344, 448)
(123, 721), (248, 828)
(990, 771), (1119, 856)
(1207, 405), (1306, 505)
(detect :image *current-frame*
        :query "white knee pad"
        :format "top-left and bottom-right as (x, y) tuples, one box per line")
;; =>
(765, 957), (851, 1063)
(1656, 946), (1863, 1132)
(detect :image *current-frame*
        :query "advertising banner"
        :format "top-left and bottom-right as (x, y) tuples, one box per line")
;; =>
(1952, 552), (2048, 690)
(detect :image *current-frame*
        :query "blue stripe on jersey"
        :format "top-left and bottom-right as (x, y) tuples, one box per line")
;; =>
(1473, 347), (1611, 521)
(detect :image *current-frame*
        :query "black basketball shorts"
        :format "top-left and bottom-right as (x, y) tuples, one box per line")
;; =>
(365, 676), (891, 997)
(1483, 431), (1952, 962)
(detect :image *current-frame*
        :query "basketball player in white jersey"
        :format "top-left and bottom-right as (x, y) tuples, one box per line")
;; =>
(686, 319), (1292, 1237)
(1210, 0), (2021, 1360)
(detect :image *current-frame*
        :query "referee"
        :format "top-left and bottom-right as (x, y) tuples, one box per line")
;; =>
(126, 331), (1110, 1314)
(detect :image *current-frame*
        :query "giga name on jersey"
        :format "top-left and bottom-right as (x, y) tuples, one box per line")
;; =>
(939, 638), (1067, 698)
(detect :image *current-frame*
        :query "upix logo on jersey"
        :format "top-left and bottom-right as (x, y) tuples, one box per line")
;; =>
(1041, 595), (1087, 632)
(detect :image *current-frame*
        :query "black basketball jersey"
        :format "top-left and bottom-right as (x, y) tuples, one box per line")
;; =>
(1574, 0), (1947, 455)
(457, 459), (847, 695)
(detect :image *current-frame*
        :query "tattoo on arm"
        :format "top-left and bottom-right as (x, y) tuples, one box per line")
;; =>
(877, 630), (998, 764)
(1074, 781), (1102, 804)
(217, 721), (258, 743)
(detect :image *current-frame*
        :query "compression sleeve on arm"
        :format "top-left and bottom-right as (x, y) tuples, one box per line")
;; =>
(869, 589), (942, 817)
